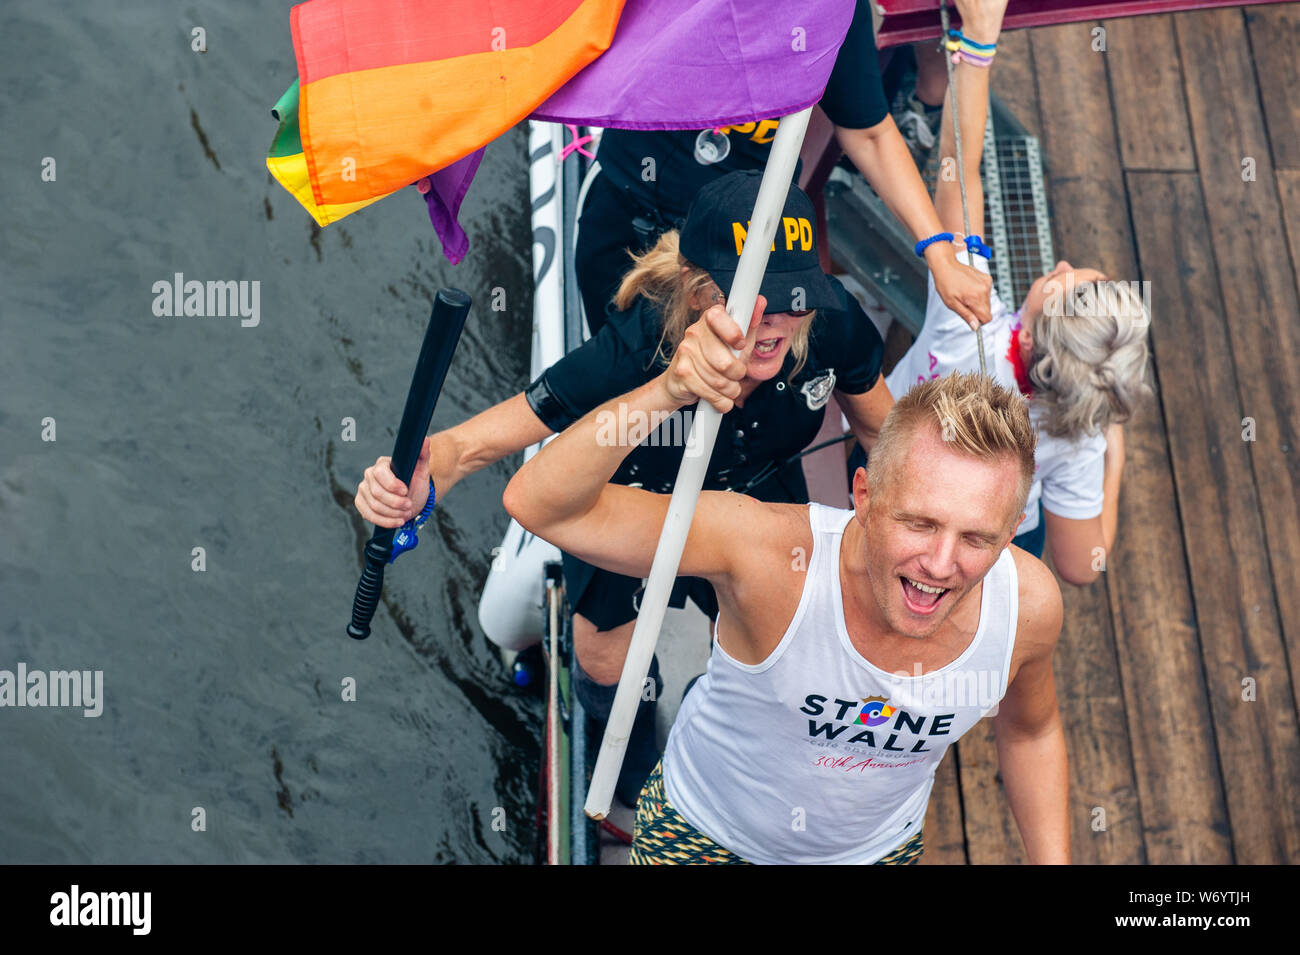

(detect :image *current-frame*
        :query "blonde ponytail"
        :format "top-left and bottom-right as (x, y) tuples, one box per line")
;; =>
(613, 230), (813, 377)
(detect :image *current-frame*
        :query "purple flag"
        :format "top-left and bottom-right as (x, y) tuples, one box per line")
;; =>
(534, 0), (854, 130)
(420, 149), (484, 266)
(430, 0), (853, 261)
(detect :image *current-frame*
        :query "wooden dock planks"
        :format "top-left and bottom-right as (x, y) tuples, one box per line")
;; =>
(851, 9), (1300, 865)
(1103, 15), (1196, 171)
(989, 27), (1043, 143)
(1176, 9), (1300, 732)
(1127, 169), (1300, 863)
(920, 749), (969, 864)
(955, 720), (1027, 863)
(1052, 581), (1146, 863)
(1279, 170), (1300, 282)
(1101, 10), (1236, 864)
(1244, 4), (1300, 171)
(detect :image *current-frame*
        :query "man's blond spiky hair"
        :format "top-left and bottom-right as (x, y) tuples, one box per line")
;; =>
(868, 372), (1038, 525)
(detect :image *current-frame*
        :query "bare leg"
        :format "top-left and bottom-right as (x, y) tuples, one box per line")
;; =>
(571, 612), (662, 807)
(572, 613), (636, 685)
(914, 40), (949, 108)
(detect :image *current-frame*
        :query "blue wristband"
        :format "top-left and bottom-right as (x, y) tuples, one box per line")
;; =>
(389, 477), (437, 563)
(915, 232), (955, 257)
(964, 234), (993, 260)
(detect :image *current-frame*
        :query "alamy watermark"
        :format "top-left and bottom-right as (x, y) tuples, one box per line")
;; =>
(50, 885), (150, 935)
(1042, 274), (1151, 325)
(0, 663), (103, 717)
(595, 405), (702, 455)
(151, 273), (260, 327)
(885, 663), (1005, 713)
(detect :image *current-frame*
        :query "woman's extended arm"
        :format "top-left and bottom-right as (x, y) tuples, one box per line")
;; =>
(1041, 511), (1105, 586)
(822, 0), (992, 327)
(354, 392), (552, 527)
(932, 0), (1008, 238)
(1041, 424), (1125, 586)
(1100, 423), (1124, 552)
(835, 120), (991, 329)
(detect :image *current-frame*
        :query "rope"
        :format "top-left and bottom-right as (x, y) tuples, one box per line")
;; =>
(938, 0), (988, 377)
(732, 430), (854, 497)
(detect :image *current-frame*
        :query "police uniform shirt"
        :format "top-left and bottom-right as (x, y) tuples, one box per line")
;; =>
(524, 277), (884, 503)
(594, 0), (888, 221)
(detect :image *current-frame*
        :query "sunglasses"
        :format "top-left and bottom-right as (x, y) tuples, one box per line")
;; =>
(709, 286), (812, 319)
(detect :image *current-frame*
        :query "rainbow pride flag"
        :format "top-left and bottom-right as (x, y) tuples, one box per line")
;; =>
(267, 0), (853, 262)
(268, 80), (382, 226)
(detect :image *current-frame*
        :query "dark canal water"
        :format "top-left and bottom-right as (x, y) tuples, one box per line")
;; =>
(0, 0), (541, 863)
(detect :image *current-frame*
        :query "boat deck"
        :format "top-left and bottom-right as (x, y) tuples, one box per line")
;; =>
(901, 7), (1300, 864)
(590, 7), (1300, 864)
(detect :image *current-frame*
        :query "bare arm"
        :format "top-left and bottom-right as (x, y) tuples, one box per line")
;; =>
(932, 46), (991, 239)
(1041, 511), (1105, 586)
(502, 300), (791, 588)
(434, 393), (552, 493)
(504, 382), (777, 584)
(835, 118), (947, 252)
(355, 392), (551, 527)
(835, 119), (991, 328)
(1101, 423), (1124, 551)
(833, 377), (894, 454)
(1041, 424), (1125, 586)
(994, 549), (1070, 863)
(932, 0), (1007, 238)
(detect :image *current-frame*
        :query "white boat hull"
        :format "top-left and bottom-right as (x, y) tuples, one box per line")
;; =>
(477, 121), (570, 651)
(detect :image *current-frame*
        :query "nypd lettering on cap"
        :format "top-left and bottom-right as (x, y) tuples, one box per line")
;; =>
(732, 217), (814, 257)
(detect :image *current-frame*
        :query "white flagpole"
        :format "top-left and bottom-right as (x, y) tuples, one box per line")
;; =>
(585, 106), (813, 820)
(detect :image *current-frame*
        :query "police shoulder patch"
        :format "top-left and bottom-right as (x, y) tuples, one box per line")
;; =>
(799, 370), (836, 410)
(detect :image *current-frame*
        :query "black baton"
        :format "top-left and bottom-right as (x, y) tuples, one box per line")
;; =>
(346, 288), (472, 640)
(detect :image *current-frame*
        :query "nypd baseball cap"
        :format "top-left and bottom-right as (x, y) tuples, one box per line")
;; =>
(679, 169), (843, 314)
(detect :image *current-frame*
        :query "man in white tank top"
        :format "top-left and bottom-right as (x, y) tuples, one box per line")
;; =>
(505, 244), (1069, 868)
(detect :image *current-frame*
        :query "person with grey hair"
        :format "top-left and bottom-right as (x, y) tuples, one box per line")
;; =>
(885, 0), (1151, 585)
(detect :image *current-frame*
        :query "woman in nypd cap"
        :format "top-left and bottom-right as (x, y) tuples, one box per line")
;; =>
(353, 170), (893, 807)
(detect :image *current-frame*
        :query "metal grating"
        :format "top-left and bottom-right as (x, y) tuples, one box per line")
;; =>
(983, 116), (1014, 307)
(995, 133), (1056, 305)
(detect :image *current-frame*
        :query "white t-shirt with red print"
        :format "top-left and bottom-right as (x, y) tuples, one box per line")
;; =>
(885, 251), (1105, 535)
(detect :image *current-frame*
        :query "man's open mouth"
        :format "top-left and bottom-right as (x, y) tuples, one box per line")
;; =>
(754, 336), (783, 357)
(901, 576), (950, 615)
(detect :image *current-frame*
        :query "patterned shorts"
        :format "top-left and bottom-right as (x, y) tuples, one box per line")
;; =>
(628, 760), (925, 865)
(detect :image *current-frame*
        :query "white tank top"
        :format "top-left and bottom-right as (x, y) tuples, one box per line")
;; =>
(662, 504), (1019, 864)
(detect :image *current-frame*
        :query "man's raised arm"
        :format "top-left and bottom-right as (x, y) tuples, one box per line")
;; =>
(502, 299), (777, 587)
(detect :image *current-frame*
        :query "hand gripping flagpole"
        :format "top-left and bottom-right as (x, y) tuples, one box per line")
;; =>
(584, 107), (813, 820)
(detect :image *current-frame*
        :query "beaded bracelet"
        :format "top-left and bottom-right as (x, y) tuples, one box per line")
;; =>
(916, 233), (994, 260)
(949, 29), (996, 50)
